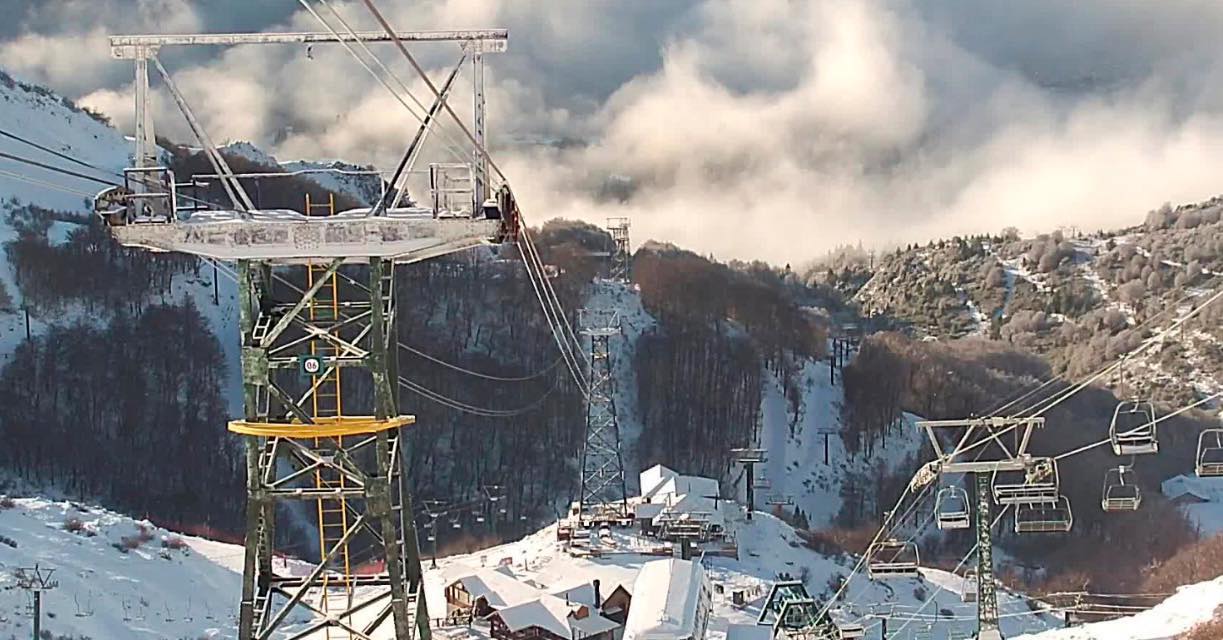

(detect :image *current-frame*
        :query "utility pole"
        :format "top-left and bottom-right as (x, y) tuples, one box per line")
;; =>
(17, 564), (59, 639)
(731, 448), (767, 520)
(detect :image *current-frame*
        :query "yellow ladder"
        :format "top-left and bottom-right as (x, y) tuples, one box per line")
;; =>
(306, 193), (354, 636)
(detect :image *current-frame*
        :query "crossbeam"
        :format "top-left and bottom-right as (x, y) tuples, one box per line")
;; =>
(111, 30), (507, 58)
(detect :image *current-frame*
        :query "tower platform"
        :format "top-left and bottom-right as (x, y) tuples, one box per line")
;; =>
(105, 207), (506, 264)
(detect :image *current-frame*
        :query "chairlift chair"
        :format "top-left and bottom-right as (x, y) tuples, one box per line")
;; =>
(936, 486), (971, 530)
(993, 458), (1060, 505)
(1197, 429), (1223, 478)
(1110, 401), (1159, 456)
(962, 568), (978, 603)
(1101, 466), (1142, 512)
(827, 608), (864, 640)
(867, 538), (920, 578)
(1014, 496), (1073, 533)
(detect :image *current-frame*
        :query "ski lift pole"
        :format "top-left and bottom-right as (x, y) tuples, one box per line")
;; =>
(975, 473), (1000, 640)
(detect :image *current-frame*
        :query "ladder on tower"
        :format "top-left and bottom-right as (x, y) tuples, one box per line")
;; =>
(306, 194), (355, 635)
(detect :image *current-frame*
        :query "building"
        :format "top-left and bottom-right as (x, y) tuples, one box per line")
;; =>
(551, 579), (634, 625)
(1162, 474), (1223, 535)
(488, 594), (620, 640)
(622, 559), (712, 640)
(635, 465), (727, 543)
(445, 567), (541, 618)
(1162, 475), (1217, 505)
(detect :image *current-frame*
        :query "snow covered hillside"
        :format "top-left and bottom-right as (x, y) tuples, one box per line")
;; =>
(0, 68), (243, 410)
(847, 209), (1223, 420)
(0, 497), (242, 639)
(0, 491), (1062, 639)
(1016, 575), (1223, 640)
(222, 141), (386, 206)
(757, 356), (925, 529)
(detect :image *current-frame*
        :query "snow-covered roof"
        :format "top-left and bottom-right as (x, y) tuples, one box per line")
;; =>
(496, 595), (577, 637)
(653, 495), (725, 528)
(570, 610), (622, 637)
(641, 465), (679, 499)
(550, 580), (631, 607)
(1161, 475), (1223, 502)
(494, 594), (620, 639)
(643, 475), (720, 502)
(450, 568), (541, 609)
(636, 502), (667, 519)
(624, 559), (709, 640)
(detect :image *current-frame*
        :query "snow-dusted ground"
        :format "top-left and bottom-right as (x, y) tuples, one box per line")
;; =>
(0, 70), (244, 412)
(0, 498), (241, 639)
(0, 491), (1065, 639)
(1016, 576), (1223, 640)
(756, 356), (926, 529)
(427, 507), (1058, 640)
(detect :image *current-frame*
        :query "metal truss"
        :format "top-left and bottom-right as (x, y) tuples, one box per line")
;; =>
(578, 309), (628, 518)
(607, 218), (631, 283)
(233, 257), (429, 640)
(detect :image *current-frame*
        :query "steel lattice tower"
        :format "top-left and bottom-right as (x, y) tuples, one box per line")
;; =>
(578, 309), (628, 519)
(607, 217), (631, 283)
(975, 473), (1001, 640)
(230, 254), (429, 640)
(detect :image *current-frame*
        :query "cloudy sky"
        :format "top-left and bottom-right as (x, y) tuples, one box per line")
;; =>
(4, 0), (1223, 264)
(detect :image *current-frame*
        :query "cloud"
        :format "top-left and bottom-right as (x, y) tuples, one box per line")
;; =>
(9, 0), (1223, 263)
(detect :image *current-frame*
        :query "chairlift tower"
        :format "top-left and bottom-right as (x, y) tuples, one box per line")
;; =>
(731, 448), (767, 520)
(916, 417), (1049, 640)
(577, 308), (629, 520)
(96, 26), (515, 640)
(607, 217), (631, 283)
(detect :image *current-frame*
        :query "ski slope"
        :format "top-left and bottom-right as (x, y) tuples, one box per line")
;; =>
(1016, 576), (1223, 640)
(0, 491), (1064, 639)
(757, 356), (926, 529)
(0, 497), (242, 639)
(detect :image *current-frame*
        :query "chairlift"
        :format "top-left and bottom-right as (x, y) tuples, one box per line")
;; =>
(993, 458), (1059, 505)
(828, 608), (865, 639)
(867, 538), (920, 578)
(962, 568), (978, 603)
(1014, 496), (1073, 533)
(1110, 401), (1159, 456)
(1101, 466), (1141, 512)
(935, 486), (971, 530)
(1196, 429), (1223, 477)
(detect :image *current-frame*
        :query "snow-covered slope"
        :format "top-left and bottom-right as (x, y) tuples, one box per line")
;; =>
(1017, 575), (1223, 640)
(0, 70), (244, 409)
(221, 141), (386, 206)
(0, 71), (130, 213)
(0, 497), (241, 639)
(0, 491), (1063, 639)
(757, 356), (926, 528)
